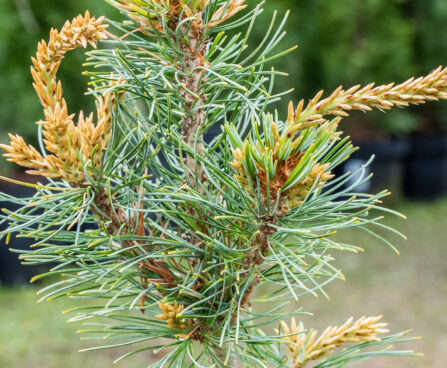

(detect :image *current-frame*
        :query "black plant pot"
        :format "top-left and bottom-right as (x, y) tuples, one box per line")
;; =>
(0, 181), (42, 285)
(337, 139), (410, 203)
(404, 135), (447, 200)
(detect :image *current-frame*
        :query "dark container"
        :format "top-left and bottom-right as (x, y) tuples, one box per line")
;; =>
(338, 139), (410, 202)
(0, 182), (34, 284)
(404, 135), (447, 200)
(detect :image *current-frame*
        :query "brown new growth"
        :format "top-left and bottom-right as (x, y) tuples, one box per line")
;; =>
(207, 0), (247, 27)
(230, 118), (338, 212)
(232, 149), (333, 212)
(156, 301), (192, 330)
(0, 12), (121, 185)
(286, 66), (447, 137)
(279, 316), (389, 368)
(113, 0), (246, 33)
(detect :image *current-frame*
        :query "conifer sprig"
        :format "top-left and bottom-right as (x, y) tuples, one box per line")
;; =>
(285, 66), (447, 137)
(279, 316), (390, 367)
(0, 1), (442, 367)
(0, 12), (118, 184)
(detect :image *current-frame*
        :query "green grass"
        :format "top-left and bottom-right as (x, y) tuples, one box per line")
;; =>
(297, 198), (447, 367)
(0, 287), (154, 367)
(1, 199), (447, 367)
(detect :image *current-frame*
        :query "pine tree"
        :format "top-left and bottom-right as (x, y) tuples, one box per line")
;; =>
(1, 1), (446, 366)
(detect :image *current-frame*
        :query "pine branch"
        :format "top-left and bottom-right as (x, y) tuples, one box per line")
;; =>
(279, 316), (390, 368)
(285, 66), (447, 137)
(0, 1), (438, 367)
(0, 12), (115, 184)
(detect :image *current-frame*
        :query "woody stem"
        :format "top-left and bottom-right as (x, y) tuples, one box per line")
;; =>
(178, 26), (208, 191)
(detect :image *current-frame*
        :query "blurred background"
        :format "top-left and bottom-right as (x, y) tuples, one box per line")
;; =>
(0, 0), (446, 367)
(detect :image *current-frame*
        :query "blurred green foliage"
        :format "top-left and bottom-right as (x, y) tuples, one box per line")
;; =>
(1, 0), (447, 155)
(248, 0), (447, 137)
